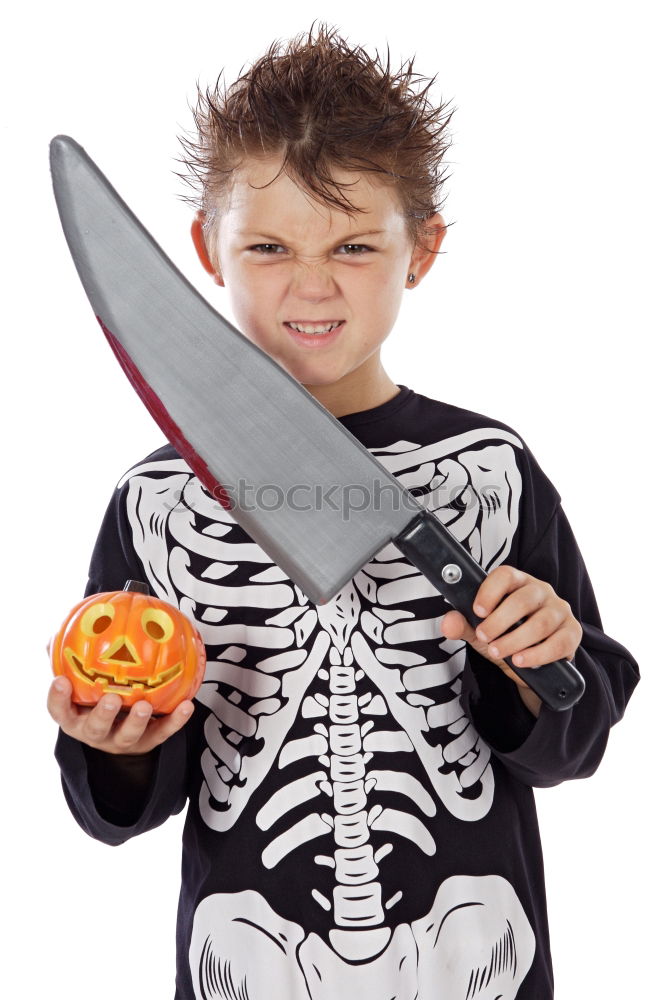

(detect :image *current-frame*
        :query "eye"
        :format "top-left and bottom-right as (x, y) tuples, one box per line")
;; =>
(80, 603), (116, 637)
(141, 608), (175, 643)
(337, 244), (372, 255)
(249, 244), (285, 254)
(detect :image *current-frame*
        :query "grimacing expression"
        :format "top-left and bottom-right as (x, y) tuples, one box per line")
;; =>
(207, 155), (441, 389)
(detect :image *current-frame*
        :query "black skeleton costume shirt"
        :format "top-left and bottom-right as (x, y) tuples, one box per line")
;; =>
(55, 384), (639, 999)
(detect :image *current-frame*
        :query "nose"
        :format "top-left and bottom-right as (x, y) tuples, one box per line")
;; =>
(290, 259), (338, 298)
(107, 640), (138, 664)
(101, 636), (142, 666)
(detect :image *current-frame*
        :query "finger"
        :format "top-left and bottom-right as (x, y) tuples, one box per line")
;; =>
(47, 677), (79, 729)
(146, 700), (196, 749)
(505, 627), (580, 669)
(440, 610), (474, 642)
(80, 694), (124, 744)
(482, 605), (565, 663)
(441, 609), (516, 681)
(473, 566), (530, 619)
(475, 581), (552, 644)
(109, 700), (156, 752)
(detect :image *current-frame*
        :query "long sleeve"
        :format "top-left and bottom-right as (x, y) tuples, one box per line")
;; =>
(463, 499), (640, 787)
(53, 468), (191, 845)
(54, 726), (188, 846)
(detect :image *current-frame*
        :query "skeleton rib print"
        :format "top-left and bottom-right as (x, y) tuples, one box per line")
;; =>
(120, 427), (536, 998)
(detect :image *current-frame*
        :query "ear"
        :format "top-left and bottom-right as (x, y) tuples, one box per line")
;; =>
(191, 211), (224, 285)
(407, 213), (447, 286)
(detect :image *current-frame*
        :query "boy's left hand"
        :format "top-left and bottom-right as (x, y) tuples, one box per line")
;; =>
(440, 564), (583, 694)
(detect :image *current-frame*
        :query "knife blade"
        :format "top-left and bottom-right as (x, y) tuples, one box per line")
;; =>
(49, 134), (585, 711)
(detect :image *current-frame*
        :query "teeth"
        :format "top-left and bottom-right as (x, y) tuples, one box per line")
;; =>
(287, 322), (341, 335)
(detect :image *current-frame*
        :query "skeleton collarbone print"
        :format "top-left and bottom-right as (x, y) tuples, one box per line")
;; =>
(55, 386), (640, 999)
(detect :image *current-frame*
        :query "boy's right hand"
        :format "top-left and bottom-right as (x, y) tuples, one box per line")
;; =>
(47, 676), (195, 755)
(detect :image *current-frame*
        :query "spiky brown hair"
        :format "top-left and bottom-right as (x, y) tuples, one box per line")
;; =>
(176, 21), (455, 261)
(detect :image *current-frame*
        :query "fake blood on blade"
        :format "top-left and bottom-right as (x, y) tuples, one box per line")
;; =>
(285, 321), (345, 347)
(97, 317), (234, 511)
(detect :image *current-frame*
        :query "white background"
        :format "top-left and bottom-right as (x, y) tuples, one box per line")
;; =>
(2, 1), (661, 996)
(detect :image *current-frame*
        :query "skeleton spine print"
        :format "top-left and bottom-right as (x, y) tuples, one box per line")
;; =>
(120, 426), (536, 998)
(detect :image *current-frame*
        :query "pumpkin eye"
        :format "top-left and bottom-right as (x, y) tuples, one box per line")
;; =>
(141, 608), (174, 643)
(80, 603), (116, 637)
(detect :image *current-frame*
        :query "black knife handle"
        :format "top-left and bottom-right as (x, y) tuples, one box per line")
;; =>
(394, 510), (585, 711)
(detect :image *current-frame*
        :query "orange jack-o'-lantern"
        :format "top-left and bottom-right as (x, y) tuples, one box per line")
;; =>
(50, 580), (207, 715)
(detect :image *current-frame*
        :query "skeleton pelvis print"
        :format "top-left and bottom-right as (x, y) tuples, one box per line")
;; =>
(119, 428), (534, 994)
(190, 878), (535, 1000)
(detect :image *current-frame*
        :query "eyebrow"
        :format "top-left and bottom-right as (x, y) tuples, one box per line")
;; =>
(237, 229), (386, 241)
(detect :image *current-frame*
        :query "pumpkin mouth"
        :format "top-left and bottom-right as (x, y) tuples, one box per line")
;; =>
(64, 646), (183, 692)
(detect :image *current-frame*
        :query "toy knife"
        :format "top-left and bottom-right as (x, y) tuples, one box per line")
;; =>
(49, 134), (585, 711)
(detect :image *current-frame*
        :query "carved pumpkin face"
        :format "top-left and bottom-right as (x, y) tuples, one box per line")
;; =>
(50, 583), (207, 715)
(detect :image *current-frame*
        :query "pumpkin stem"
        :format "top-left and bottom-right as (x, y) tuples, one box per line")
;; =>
(123, 579), (150, 595)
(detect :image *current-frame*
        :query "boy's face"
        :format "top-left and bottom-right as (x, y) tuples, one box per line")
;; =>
(200, 154), (442, 404)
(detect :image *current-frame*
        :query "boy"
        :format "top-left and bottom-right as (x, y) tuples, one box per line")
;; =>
(48, 22), (639, 999)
